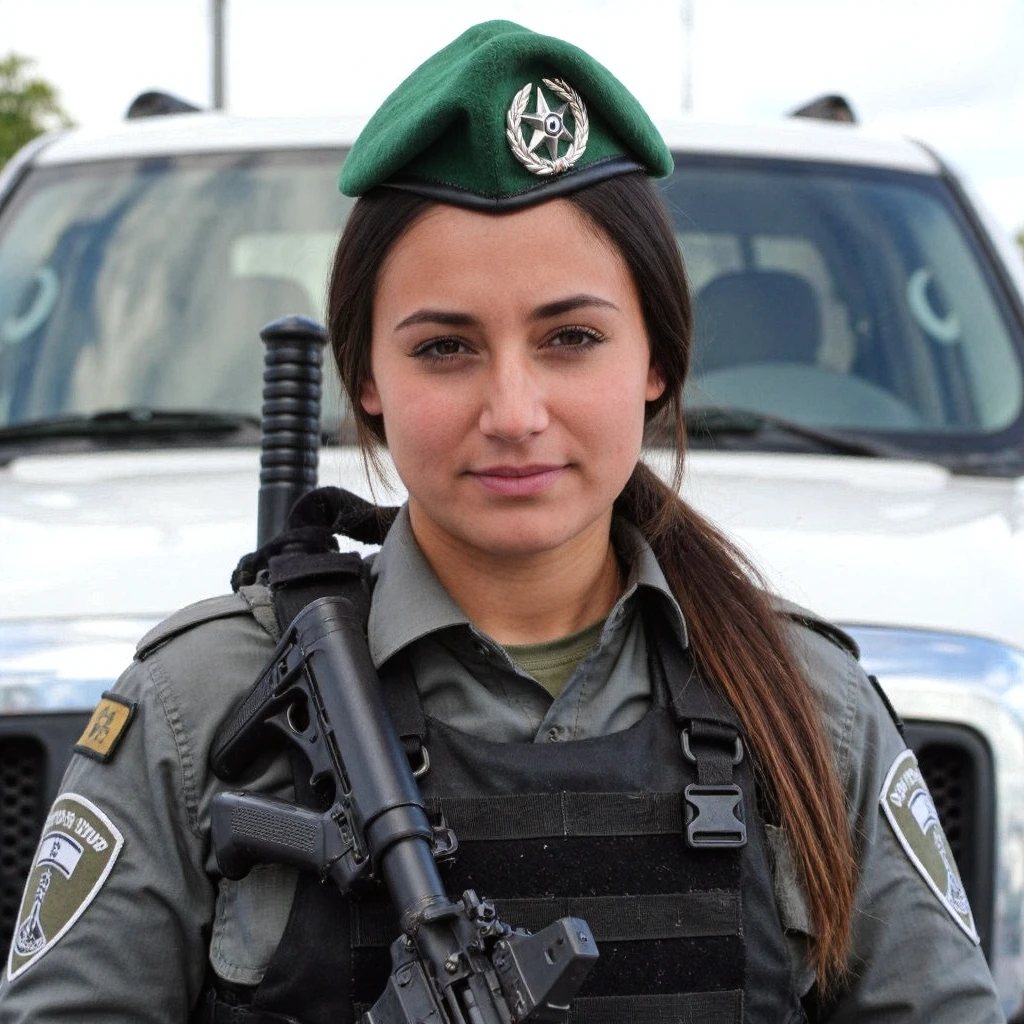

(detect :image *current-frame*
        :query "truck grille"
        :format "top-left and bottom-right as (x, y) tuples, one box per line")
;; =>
(0, 716), (997, 958)
(1, 713), (90, 956)
(1, 739), (44, 955)
(917, 742), (970, 866)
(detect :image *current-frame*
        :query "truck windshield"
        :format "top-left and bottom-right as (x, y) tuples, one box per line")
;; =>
(0, 150), (353, 432)
(1, 147), (1022, 468)
(668, 158), (1024, 465)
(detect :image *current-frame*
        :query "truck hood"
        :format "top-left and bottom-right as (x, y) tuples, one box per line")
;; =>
(3, 447), (1023, 651)
(0, 447), (392, 622)
(673, 450), (1024, 652)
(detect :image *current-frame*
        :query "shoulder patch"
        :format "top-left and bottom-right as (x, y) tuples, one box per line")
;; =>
(880, 749), (979, 944)
(7, 794), (124, 981)
(74, 692), (136, 762)
(135, 592), (251, 660)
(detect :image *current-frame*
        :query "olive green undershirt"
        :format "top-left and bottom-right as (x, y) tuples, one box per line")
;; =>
(502, 618), (607, 699)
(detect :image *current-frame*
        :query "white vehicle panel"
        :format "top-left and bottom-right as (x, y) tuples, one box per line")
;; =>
(4, 448), (1022, 656)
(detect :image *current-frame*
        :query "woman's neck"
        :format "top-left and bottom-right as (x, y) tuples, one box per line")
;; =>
(409, 510), (622, 645)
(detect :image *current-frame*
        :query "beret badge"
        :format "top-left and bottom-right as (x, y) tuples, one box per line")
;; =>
(505, 78), (589, 176)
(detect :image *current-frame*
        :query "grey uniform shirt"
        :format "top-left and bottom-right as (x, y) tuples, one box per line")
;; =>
(0, 508), (1005, 1022)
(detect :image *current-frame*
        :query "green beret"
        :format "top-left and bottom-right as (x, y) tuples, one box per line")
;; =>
(339, 20), (673, 209)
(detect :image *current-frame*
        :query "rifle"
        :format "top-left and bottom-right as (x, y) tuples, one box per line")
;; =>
(209, 592), (598, 1023)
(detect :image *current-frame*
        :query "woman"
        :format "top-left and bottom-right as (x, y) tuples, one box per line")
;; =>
(0, 19), (1004, 1024)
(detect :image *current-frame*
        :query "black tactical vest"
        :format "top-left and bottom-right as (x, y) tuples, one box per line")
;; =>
(198, 539), (806, 1024)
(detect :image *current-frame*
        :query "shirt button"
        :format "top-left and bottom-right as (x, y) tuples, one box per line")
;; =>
(473, 641), (490, 658)
(547, 726), (565, 742)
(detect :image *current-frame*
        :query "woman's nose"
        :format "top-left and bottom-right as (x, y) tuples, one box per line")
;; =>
(477, 355), (550, 442)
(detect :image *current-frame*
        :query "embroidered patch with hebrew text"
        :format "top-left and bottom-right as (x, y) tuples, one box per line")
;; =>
(7, 794), (124, 981)
(880, 748), (979, 944)
(74, 692), (136, 762)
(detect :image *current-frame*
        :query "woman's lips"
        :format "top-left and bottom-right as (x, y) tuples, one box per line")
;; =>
(469, 465), (567, 497)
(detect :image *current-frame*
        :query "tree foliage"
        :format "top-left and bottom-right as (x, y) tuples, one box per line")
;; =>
(0, 53), (74, 167)
(1017, 227), (1023, 259)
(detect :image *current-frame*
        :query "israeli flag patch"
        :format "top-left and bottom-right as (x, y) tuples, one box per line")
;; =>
(7, 794), (124, 981)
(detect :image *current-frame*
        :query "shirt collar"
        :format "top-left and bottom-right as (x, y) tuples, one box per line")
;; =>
(611, 517), (688, 648)
(367, 505), (688, 666)
(368, 506), (469, 665)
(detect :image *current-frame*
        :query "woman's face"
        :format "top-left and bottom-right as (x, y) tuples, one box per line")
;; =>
(362, 199), (664, 564)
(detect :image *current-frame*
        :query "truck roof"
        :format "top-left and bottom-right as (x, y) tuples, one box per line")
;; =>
(32, 109), (941, 175)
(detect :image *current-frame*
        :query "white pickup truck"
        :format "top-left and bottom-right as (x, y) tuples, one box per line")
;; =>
(2, 101), (1024, 1018)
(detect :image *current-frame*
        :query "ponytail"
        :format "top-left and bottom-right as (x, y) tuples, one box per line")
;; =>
(616, 460), (857, 987)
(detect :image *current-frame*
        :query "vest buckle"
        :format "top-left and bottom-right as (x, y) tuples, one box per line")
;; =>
(684, 783), (748, 849)
(680, 727), (744, 766)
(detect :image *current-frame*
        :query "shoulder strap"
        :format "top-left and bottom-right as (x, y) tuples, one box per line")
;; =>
(228, 484), (395, 632)
(644, 598), (748, 849)
(231, 485), (426, 760)
(267, 550), (368, 632)
(231, 487), (399, 593)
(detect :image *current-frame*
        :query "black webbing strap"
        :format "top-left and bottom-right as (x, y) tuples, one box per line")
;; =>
(266, 550), (366, 633)
(645, 601), (748, 850)
(424, 791), (685, 841)
(349, 992), (743, 1024)
(230, 487), (399, 593)
(568, 993), (742, 1024)
(350, 891), (741, 948)
(376, 649), (428, 756)
(684, 719), (742, 788)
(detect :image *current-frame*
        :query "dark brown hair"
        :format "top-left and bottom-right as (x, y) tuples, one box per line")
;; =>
(327, 174), (857, 986)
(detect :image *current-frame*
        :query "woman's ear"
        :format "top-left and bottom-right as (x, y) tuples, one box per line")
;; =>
(360, 378), (383, 416)
(646, 365), (666, 402)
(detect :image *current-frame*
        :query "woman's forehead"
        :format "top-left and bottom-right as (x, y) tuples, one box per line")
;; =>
(376, 201), (635, 303)
(394, 199), (615, 260)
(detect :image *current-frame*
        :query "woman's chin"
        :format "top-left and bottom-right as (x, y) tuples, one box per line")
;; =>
(420, 507), (611, 565)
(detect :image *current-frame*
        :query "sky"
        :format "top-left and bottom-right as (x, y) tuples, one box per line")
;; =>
(4, 0), (1023, 236)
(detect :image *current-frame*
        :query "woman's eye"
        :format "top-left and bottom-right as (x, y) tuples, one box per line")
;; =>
(548, 326), (604, 350)
(413, 337), (468, 360)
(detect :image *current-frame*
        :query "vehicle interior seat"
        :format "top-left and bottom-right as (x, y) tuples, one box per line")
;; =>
(693, 269), (821, 375)
(688, 269), (922, 429)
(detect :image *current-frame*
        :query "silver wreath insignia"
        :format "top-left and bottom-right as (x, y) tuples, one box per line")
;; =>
(505, 78), (589, 176)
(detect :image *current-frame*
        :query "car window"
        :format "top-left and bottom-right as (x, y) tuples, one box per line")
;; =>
(0, 150), (353, 430)
(2, 143), (1022, 468)
(667, 161), (1024, 438)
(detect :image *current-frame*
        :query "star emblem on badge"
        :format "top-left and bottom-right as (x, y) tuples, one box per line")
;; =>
(520, 87), (574, 160)
(506, 78), (590, 177)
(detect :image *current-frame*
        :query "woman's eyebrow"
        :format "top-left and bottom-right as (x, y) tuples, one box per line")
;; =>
(393, 294), (619, 331)
(531, 294), (619, 320)
(394, 309), (479, 331)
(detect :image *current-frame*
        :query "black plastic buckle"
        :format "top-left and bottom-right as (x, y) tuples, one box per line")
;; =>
(684, 783), (747, 849)
(680, 728), (744, 766)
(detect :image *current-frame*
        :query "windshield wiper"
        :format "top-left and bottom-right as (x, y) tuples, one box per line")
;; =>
(683, 407), (908, 458)
(0, 408), (263, 444)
